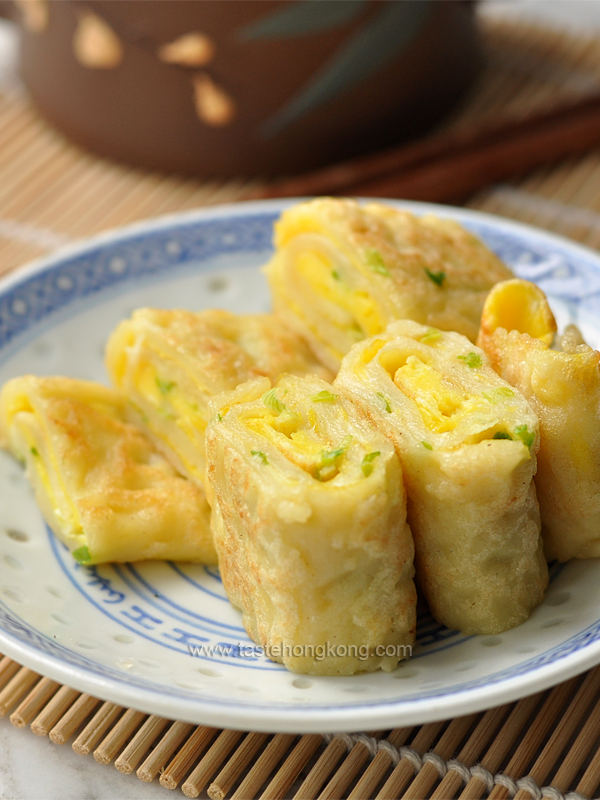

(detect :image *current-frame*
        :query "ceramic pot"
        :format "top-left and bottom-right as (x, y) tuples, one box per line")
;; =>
(15, 0), (483, 177)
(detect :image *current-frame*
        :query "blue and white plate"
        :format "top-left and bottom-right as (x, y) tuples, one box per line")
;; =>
(0, 199), (599, 734)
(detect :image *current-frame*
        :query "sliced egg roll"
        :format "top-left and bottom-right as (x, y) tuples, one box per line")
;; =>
(478, 279), (600, 562)
(334, 320), (548, 635)
(264, 198), (512, 371)
(0, 376), (215, 565)
(105, 308), (331, 486)
(205, 374), (416, 676)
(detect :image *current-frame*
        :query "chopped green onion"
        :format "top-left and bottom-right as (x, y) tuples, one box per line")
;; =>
(251, 450), (268, 465)
(421, 328), (442, 343)
(493, 431), (512, 440)
(30, 447), (39, 457)
(361, 451), (381, 477)
(331, 270), (341, 281)
(514, 424), (535, 450)
(262, 388), (287, 413)
(348, 324), (364, 342)
(320, 448), (344, 467)
(156, 377), (175, 395)
(217, 413), (223, 422)
(457, 352), (482, 369)
(315, 436), (352, 481)
(72, 545), (91, 565)
(377, 392), (392, 413)
(482, 387), (515, 403)
(422, 441), (433, 451)
(366, 249), (391, 277)
(311, 390), (337, 403)
(424, 268), (445, 287)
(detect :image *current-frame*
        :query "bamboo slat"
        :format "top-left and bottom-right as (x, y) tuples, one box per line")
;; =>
(113, 714), (170, 774)
(137, 720), (195, 783)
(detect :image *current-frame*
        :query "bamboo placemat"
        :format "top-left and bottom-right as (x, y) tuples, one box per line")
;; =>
(2, 14), (600, 800)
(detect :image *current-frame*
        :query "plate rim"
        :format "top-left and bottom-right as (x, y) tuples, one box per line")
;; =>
(0, 197), (599, 733)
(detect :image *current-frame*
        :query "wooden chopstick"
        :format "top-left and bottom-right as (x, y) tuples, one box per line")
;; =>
(252, 91), (600, 203)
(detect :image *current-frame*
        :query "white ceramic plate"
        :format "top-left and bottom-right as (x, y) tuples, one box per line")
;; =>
(0, 199), (599, 734)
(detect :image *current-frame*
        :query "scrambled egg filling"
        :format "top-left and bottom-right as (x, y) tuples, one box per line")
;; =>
(378, 350), (520, 444)
(244, 415), (324, 473)
(8, 397), (84, 542)
(484, 280), (556, 345)
(135, 363), (206, 480)
(390, 354), (485, 433)
(242, 394), (361, 482)
(295, 251), (386, 341)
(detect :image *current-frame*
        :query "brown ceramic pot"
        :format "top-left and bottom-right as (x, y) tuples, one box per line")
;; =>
(15, 0), (483, 177)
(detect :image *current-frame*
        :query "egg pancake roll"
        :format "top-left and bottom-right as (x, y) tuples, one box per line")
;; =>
(265, 198), (512, 371)
(205, 374), (416, 675)
(335, 320), (547, 635)
(0, 376), (215, 565)
(478, 279), (600, 562)
(106, 308), (331, 486)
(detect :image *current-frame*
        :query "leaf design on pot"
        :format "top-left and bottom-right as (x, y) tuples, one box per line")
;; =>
(237, 0), (367, 41)
(260, 1), (432, 138)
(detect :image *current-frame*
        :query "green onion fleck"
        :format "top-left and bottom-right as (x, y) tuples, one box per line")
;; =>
(482, 387), (515, 403)
(156, 377), (175, 395)
(30, 447), (39, 457)
(377, 392), (392, 413)
(262, 388), (287, 413)
(311, 390), (337, 403)
(320, 448), (344, 467)
(72, 545), (91, 565)
(315, 436), (352, 481)
(361, 451), (381, 477)
(493, 431), (512, 440)
(251, 450), (268, 465)
(422, 441), (433, 451)
(421, 328), (442, 343)
(217, 413), (223, 422)
(457, 352), (482, 369)
(366, 249), (391, 277)
(425, 268), (446, 287)
(331, 270), (341, 281)
(514, 424), (535, 450)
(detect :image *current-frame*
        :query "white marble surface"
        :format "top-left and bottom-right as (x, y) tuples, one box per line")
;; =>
(1, 2), (600, 800)
(0, 716), (167, 800)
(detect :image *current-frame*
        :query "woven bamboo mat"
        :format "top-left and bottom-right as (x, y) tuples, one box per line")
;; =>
(2, 14), (600, 800)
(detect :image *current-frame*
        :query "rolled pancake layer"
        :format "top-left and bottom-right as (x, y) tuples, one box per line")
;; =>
(106, 308), (331, 486)
(205, 374), (416, 675)
(0, 376), (215, 565)
(335, 319), (548, 635)
(265, 198), (512, 370)
(478, 279), (600, 562)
